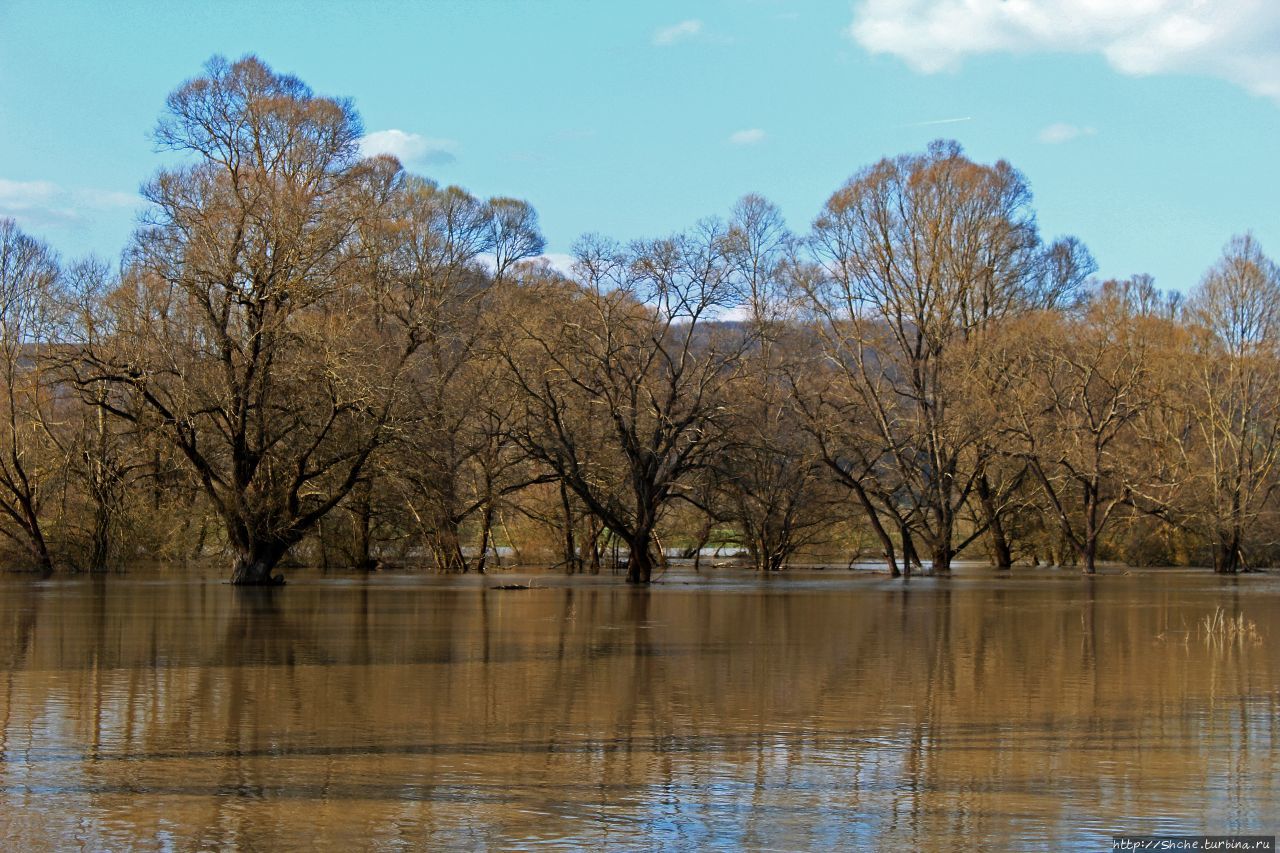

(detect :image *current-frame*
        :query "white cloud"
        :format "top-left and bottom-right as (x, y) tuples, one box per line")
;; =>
(476, 252), (577, 278)
(1038, 122), (1097, 144)
(358, 129), (457, 165)
(0, 179), (65, 212)
(537, 253), (578, 277)
(0, 178), (139, 231)
(653, 19), (703, 46)
(848, 0), (1280, 103)
(729, 128), (766, 145)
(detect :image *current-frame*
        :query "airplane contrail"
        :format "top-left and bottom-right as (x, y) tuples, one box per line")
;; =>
(902, 116), (973, 127)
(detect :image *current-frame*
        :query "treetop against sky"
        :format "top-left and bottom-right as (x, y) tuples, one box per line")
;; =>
(1, 0), (1278, 292)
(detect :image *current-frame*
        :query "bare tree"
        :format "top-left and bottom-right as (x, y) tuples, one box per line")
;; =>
(1177, 235), (1280, 572)
(711, 196), (837, 571)
(71, 56), (426, 584)
(993, 282), (1171, 573)
(503, 225), (750, 583)
(0, 219), (65, 572)
(364, 180), (545, 572)
(803, 140), (1091, 573)
(716, 363), (834, 571)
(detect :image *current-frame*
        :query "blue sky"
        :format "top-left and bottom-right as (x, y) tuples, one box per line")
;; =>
(2, 0), (1279, 292)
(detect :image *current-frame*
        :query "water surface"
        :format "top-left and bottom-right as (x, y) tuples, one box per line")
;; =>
(1, 567), (1276, 850)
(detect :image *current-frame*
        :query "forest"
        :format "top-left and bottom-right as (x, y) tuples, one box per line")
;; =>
(3, 55), (1279, 584)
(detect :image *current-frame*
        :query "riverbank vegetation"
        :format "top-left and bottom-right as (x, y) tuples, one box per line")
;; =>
(4, 56), (1280, 582)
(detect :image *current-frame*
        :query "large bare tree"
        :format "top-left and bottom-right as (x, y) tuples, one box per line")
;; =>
(72, 56), (428, 584)
(803, 140), (1091, 573)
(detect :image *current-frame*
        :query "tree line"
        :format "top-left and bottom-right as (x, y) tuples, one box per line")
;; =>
(2, 56), (1278, 584)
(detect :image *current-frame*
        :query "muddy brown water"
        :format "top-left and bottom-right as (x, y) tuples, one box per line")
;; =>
(0, 566), (1276, 850)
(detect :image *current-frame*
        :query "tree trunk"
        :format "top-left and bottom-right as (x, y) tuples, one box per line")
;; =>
(87, 401), (116, 573)
(931, 544), (952, 576)
(848, 481), (898, 577)
(901, 524), (919, 578)
(1212, 530), (1241, 574)
(428, 520), (467, 573)
(473, 502), (495, 574)
(690, 516), (713, 573)
(31, 544), (53, 577)
(626, 533), (655, 584)
(976, 474), (1014, 570)
(1080, 538), (1097, 575)
(230, 544), (287, 586)
(351, 484), (376, 571)
(582, 516), (603, 574)
(748, 531), (766, 572)
(88, 501), (111, 572)
(989, 532), (1013, 571)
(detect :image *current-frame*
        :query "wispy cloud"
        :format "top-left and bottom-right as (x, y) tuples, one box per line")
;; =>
(729, 128), (766, 145)
(358, 129), (457, 166)
(848, 0), (1280, 103)
(902, 116), (972, 127)
(0, 177), (140, 232)
(0, 179), (66, 218)
(1038, 122), (1097, 144)
(653, 19), (703, 46)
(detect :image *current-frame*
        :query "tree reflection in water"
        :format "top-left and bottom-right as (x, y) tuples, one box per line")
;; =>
(0, 569), (1275, 850)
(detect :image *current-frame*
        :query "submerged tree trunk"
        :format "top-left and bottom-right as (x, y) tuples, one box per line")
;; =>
(900, 523), (920, 578)
(847, 479), (898, 577)
(86, 399), (119, 573)
(1080, 487), (1100, 575)
(230, 543), (288, 586)
(559, 479), (579, 573)
(19, 506), (54, 576)
(31, 543), (53, 577)
(626, 532), (655, 584)
(749, 535), (787, 573)
(88, 500), (112, 572)
(581, 515), (603, 575)
(351, 483), (376, 571)
(931, 544), (953, 576)
(472, 502), (495, 574)
(427, 519), (467, 573)
(976, 474), (1014, 570)
(7, 490), (54, 575)
(690, 516), (714, 573)
(1212, 529), (1242, 574)
(989, 533), (1014, 571)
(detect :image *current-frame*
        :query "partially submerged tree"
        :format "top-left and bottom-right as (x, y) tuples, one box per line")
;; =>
(1177, 235), (1280, 572)
(994, 281), (1171, 573)
(0, 219), (65, 572)
(9, 77), (1280, 583)
(714, 196), (836, 571)
(803, 141), (1092, 574)
(503, 226), (750, 583)
(71, 56), (429, 584)
(371, 181), (544, 572)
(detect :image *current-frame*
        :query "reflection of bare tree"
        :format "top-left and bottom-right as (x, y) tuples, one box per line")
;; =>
(0, 575), (1275, 849)
(0, 580), (40, 763)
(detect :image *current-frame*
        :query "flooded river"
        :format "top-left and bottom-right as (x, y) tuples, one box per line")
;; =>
(0, 567), (1276, 850)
